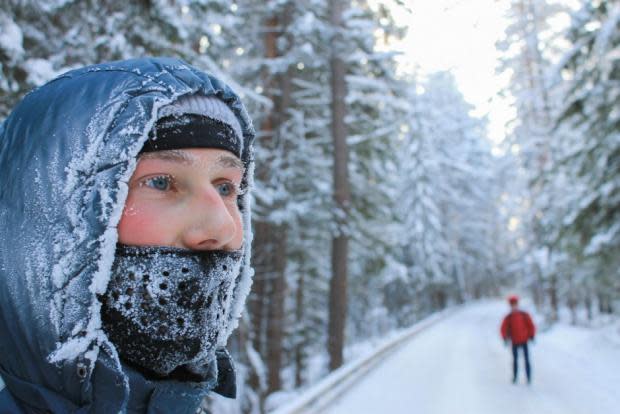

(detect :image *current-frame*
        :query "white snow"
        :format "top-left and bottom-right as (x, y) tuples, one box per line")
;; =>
(322, 301), (620, 414)
(584, 222), (619, 255)
(0, 13), (24, 62)
(23, 58), (57, 86)
(270, 311), (448, 414)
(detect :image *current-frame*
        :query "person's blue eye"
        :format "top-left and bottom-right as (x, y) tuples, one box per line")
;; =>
(217, 182), (236, 197)
(144, 175), (172, 191)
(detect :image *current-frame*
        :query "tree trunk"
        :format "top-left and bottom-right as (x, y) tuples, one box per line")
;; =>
(568, 292), (577, 325)
(327, 0), (349, 372)
(294, 269), (306, 387)
(266, 227), (287, 393)
(548, 274), (558, 322)
(532, 270), (544, 309)
(248, 222), (269, 396)
(585, 294), (593, 321)
(250, 223), (271, 351)
(598, 292), (613, 314)
(263, 12), (293, 394)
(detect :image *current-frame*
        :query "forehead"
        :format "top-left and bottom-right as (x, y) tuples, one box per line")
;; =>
(138, 148), (244, 171)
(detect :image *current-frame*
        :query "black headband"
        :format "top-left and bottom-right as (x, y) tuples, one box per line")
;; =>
(141, 114), (242, 157)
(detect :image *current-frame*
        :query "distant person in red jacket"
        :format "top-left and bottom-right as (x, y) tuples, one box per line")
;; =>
(500, 295), (536, 384)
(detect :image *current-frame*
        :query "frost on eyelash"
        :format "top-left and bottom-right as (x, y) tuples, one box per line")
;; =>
(146, 176), (173, 190)
(217, 181), (241, 196)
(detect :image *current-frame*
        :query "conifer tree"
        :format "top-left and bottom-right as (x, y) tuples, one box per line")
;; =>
(552, 0), (620, 314)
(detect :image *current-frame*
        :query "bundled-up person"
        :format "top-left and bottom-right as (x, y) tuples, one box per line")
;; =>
(500, 295), (536, 384)
(0, 57), (255, 413)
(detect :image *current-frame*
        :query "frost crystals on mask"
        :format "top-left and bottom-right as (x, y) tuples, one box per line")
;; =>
(100, 245), (242, 378)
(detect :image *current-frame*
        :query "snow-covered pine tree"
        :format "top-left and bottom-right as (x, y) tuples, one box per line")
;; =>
(391, 71), (503, 319)
(552, 0), (620, 314)
(420, 72), (502, 301)
(337, 0), (410, 344)
(497, 0), (568, 319)
(0, 0), (259, 116)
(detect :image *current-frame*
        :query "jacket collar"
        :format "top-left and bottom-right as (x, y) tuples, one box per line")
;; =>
(124, 365), (208, 414)
(93, 347), (236, 413)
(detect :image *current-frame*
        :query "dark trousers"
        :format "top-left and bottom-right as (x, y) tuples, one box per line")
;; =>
(511, 343), (531, 382)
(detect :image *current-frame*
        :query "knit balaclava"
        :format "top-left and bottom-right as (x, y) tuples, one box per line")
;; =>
(100, 95), (247, 395)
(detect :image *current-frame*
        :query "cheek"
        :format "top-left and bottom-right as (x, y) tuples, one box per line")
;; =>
(117, 200), (174, 246)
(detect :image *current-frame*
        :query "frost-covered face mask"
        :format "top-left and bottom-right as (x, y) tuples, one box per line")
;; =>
(100, 245), (243, 379)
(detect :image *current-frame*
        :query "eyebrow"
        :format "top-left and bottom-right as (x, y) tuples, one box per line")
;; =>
(140, 149), (192, 165)
(217, 155), (244, 170)
(140, 150), (244, 171)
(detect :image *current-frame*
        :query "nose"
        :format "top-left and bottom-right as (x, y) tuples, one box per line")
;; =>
(180, 187), (239, 251)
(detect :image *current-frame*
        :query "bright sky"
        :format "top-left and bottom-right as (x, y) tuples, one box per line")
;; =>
(392, 0), (514, 147)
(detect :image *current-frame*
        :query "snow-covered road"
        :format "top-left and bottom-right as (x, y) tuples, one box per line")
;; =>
(323, 301), (620, 414)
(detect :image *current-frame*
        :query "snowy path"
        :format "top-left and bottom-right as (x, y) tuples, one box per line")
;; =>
(322, 301), (620, 414)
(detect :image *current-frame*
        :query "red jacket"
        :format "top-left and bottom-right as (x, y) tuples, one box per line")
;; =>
(500, 310), (535, 345)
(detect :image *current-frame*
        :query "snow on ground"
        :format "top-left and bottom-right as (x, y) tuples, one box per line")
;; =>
(323, 300), (620, 414)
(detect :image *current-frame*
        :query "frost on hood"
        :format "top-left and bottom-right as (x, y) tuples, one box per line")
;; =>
(0, 58), (255, 406)
(48, 96), (166, 365)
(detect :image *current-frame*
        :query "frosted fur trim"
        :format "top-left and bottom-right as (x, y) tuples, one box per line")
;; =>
(158, 95), (244, 150)
(225, 159), (255, 338)
(49, 96), (174, 364)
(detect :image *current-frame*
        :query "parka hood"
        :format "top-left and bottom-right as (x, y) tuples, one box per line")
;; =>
(0, 57), (255, 412)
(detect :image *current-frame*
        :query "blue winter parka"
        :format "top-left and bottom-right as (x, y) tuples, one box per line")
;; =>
(0, 57), (255, 413)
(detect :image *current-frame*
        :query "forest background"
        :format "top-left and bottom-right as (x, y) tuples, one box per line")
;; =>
(1, 0), (618, 413)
